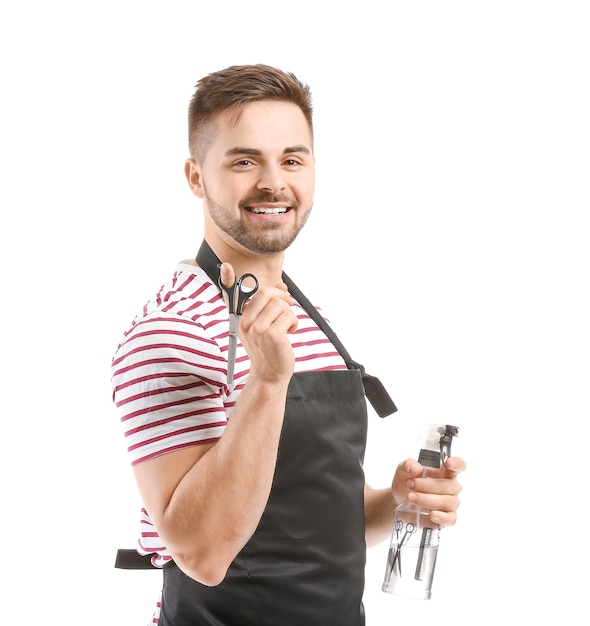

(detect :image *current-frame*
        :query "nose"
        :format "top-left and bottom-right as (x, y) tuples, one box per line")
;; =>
(256, 163), (286, 193)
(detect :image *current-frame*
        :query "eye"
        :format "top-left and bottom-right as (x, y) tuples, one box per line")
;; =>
(233, 159), (254, 168)
(283, 158), (302, 167)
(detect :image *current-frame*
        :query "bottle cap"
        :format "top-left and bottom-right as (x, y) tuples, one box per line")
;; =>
(417, 448), (441, 468)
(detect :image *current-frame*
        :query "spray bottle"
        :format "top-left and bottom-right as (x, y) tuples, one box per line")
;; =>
(382, 424), (459, 600)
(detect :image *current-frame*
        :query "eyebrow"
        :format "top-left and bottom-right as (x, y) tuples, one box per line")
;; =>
(224, 145), (311, 157)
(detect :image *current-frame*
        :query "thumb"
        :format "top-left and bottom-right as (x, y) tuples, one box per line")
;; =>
(402, 459), (423, 479)
(219, 262), (237, 290)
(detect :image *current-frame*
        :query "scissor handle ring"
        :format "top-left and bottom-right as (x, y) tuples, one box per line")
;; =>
(235, 273), (259, 313)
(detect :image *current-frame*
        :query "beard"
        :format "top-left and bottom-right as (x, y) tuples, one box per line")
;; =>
(204, 187), (312, 255)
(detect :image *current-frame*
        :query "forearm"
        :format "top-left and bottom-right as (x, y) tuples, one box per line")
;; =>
(364, 484), (397, 548)
(156, 377), (290, 584)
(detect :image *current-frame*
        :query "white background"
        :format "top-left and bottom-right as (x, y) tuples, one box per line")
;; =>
(1, 1), (588, 623)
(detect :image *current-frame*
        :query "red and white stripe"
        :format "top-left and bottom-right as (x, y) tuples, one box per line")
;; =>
(111, 262), (347, 575)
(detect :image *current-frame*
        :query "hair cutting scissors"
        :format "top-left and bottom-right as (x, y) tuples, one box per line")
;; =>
(218, 272), (259, 391)
(389, 521), (416, 577)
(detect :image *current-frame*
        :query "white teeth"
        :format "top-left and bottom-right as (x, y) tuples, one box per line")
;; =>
(251, 207), (287, 214)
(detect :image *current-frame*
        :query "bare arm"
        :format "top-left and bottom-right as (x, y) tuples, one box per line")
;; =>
(133, 269), (298, 586)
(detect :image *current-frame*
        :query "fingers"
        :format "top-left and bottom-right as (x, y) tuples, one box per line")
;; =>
(218, 265), (295, 332)
(219, 262), (236, 290)
(408, 475), (462, 497)
(408, 462), (464, 501)
(406, 484), (462, 527)
(429, 509), (458, 527)
(400, 456), (465, 527)
(402, 460), (424, 478)
(240, 286), (297, 331)
(443, 455), (467, 473)
(236, 284), (298, 384)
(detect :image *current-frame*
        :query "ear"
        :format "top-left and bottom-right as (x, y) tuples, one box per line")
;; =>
(185, 158), (205, 198)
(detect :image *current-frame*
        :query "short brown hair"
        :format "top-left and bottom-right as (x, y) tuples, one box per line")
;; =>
(188, 64), (313, 162)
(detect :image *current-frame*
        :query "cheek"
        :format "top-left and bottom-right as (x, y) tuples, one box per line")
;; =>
(297, 175), (315, 204)
(204, 172), (249, 201)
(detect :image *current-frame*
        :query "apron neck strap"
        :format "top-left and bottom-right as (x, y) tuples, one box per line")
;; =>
(195, 239), (396, 417)
(196, 239), (223, 285)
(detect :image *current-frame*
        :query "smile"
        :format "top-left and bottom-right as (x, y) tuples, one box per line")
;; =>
(248, 207), (288, 214)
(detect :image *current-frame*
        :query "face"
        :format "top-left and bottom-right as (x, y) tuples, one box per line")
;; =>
(186, 100), (315, 256)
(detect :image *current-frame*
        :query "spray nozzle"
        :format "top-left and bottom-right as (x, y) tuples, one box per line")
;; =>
(438, 424), (459, 468)
(418, 424), (460, 469)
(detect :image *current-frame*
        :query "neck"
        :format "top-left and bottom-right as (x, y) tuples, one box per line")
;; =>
(198, 235), (285, 288)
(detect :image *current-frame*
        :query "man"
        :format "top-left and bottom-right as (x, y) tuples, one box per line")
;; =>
(111, 64), (465, 625)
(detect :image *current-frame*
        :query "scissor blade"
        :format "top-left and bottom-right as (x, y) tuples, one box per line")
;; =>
(226, 313), (239, 389)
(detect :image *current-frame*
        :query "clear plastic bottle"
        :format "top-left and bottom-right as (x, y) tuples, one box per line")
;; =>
(382, 424), (459, 600)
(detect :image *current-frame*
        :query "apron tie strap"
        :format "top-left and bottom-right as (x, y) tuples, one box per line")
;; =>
(115, 549), (158, 570)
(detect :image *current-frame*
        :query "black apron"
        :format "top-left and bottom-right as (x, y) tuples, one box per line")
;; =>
(115, 241), (397, 625)
(160, 369), (368, 626)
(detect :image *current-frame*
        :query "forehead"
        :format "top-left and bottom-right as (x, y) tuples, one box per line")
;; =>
(211, 100), (313, 153)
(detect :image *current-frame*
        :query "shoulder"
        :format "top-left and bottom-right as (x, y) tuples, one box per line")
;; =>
(128, 262), (224, 327)
(112, 262), (228, 368)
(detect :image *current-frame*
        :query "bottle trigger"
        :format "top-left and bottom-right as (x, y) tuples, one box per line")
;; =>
(439, 425), (459, 468)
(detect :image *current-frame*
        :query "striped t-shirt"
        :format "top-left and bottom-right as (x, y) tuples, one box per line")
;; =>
(111, 261), (348, 566)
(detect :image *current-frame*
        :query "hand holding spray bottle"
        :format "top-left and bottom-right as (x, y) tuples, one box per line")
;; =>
(382, 424), (459, 600)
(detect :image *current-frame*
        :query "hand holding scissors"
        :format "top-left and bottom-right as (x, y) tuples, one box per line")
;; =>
(218, 270), (259, 391)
